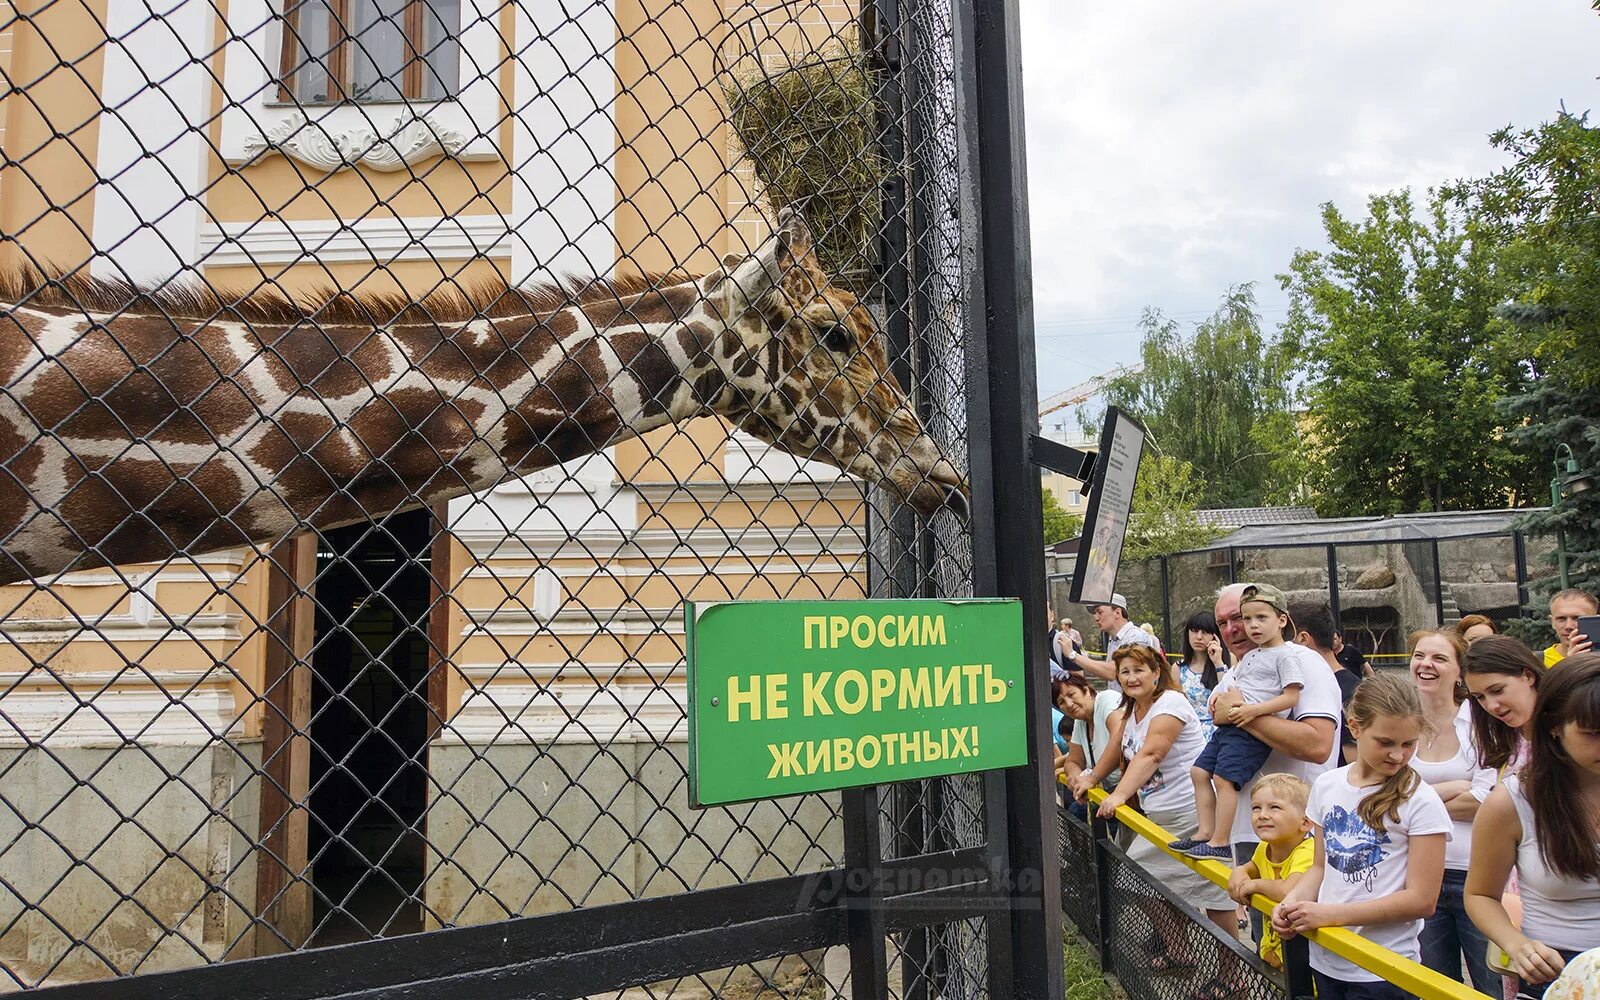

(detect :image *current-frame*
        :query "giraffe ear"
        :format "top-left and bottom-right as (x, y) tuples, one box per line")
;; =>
(775, 206), (815, 264)
(718, 222), (787, 316)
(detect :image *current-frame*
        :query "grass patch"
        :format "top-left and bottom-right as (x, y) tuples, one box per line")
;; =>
(1064, 932), (1125, 1000)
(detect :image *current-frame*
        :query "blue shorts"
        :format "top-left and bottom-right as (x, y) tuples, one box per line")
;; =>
(1193, 725), (1272, 789)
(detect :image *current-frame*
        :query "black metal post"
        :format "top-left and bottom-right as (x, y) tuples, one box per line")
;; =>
(841, 786), (890, 1000)
(1228, 546), (1238, 584)
(1431, 539), (1445, 627)
(1326, 543), (1342, 631)
(1088, 812), (1114, 971)
(1283, 935), (1316, 999)
(949, 1), (1018, 992)
(1514, 530), (1530, 613)
(960, 0), (1063, 997)
(1159, 555), (1171, 651)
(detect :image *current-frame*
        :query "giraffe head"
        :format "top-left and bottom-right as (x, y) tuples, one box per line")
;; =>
(706, 209), (969, 521)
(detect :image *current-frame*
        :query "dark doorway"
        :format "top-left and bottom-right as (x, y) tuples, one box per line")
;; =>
(307, 509), (435, 945)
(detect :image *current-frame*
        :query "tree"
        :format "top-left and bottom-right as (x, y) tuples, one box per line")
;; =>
(1277, 187), (1540, 516)
(1081, 285), (1302, 508)
(1042, 486), (1083, 546)
(1475, 112), (1600, 609)
(1123, 453), (1224, 560)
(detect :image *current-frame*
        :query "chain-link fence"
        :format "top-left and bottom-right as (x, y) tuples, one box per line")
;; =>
(0, 0), (1048, 992)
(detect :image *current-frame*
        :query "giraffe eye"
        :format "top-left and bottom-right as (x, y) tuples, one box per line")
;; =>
(823, 324), (852, 353)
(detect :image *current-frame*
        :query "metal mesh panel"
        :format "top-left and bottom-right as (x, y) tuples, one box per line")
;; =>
(1335, 541), (1438, 654)
(1099, 845), (1286, 1000)
(1167, 549), (1232, 635)
(1057, 804), (1097, 950)
(1058, 805), (1287, 1000)
(0, 0), (984, 990)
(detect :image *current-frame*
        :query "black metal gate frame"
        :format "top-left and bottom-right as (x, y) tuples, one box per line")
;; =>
(20, 0), (1064, 996)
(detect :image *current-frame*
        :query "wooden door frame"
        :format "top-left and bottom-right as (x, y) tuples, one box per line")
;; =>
(254, 534), (316, 954)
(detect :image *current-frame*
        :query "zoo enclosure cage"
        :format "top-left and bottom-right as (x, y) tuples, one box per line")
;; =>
(1049, 510), (1559, 660)
(0, 0), (1060, 996)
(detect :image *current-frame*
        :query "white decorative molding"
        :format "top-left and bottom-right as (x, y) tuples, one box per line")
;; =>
(0, 668), (240, 747)
(458, 558), (863, 581)
(218, 0), (505, 165)
(435, 661), (687, 745)
(239, 111), (471, 172)
(31, 549), (252, 590)
(447, 525), (868, 563)
(490, 450), (618, 495)
(459, 605), (684, 640)
(725, 430), (852, 485)
(0, 613), (243, 647)
(199, 214), (513, 268)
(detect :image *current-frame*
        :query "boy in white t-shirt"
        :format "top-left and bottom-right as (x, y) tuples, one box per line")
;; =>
(1172, 583), (1304, 861)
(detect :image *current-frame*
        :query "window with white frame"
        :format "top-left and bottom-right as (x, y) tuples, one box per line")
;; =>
(277, 0), (461, 104)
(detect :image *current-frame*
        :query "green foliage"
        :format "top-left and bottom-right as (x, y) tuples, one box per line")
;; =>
(1081, 285), (1301, 507)
(1277, 187), (1540, 516)
(1124, 454), (1225, 559)
(725, 39), (880, 289)
(1474, 111), (1600, 603)
(1043, 485), (1084, 546)
(1063, 933), (1124, 1000)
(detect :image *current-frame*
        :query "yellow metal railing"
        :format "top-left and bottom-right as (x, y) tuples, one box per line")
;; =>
(1073, 783), (1494, 1000)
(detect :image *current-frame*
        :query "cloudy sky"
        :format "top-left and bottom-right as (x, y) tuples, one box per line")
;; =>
(1017, 1), (1600, 414)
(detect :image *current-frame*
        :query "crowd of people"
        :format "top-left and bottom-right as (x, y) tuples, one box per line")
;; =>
(1052, 584), (1600, 1000)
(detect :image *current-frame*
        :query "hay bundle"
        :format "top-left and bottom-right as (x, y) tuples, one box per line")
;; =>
(726, 41), (883, 289)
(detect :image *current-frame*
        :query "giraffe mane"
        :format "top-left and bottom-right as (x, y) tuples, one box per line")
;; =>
(0, 263), (701, 327)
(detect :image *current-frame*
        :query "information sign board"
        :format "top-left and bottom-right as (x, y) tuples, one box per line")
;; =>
(686, 598), (1026, 807)
(1070, 405), (1147, 605)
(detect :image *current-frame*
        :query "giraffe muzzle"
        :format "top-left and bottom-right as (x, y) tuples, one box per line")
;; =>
(909, 457), (970, 522)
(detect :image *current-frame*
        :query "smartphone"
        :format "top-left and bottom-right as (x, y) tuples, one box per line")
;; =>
(1579, 614), (1600, 651)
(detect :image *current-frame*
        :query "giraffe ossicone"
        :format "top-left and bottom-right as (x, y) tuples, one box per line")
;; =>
(0, 209), (968, 584)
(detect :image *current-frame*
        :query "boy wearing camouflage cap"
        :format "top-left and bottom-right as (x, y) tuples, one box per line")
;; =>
(1171, 583), (1305, 861)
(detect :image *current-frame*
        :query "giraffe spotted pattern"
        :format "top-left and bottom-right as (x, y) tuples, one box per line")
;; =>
(0, 211), (967, 584)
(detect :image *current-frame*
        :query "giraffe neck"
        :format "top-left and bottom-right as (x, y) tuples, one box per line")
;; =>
(0, 275), (741, 583)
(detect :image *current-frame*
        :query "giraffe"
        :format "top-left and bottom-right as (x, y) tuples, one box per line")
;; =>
(0, 209), (968, 585)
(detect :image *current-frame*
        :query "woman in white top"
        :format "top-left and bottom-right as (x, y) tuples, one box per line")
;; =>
(1467, 653), (1600, 1000)
(1053, 675), (1123, 793)
(1053, 675), (1122, 824)
(1068, 643), (1235, 945)
(1408, 630), (1499, 993)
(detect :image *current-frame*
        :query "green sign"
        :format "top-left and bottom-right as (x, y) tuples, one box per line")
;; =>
(686, 598), (1027, 807)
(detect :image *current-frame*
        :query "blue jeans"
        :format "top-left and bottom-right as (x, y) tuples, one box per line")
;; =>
(1419, 867), (1498, 994)
(1312, 971), (1409, 999)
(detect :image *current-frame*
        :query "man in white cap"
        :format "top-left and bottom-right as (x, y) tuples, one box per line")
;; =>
(1064, 592), (1160, 688)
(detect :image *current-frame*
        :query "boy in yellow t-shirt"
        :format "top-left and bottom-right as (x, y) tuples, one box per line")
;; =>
(1228, 772), (1315, 969)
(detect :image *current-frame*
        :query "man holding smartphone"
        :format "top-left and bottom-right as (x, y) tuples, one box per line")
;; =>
(1544, 588), (1599, 667)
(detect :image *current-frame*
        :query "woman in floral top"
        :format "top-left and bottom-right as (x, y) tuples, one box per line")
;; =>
(1178, 610), (1231, 739)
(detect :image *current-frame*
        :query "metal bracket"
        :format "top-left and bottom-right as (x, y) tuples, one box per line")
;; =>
(1026, 434), (1096, 482)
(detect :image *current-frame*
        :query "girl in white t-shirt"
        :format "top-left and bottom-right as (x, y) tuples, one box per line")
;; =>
(1466, 653), (1600, 1000)
(1272, 673), (1451, 1000)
